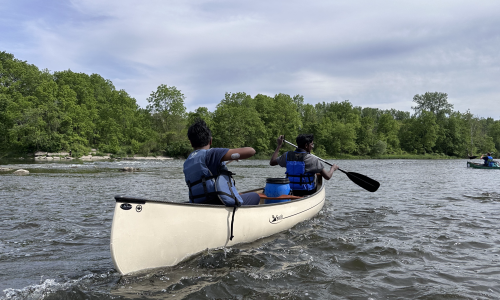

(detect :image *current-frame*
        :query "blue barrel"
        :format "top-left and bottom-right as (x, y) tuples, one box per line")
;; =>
(264, 178), (291, 204)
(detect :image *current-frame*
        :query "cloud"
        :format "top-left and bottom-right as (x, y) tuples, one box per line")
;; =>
(2, 0), (500, 118)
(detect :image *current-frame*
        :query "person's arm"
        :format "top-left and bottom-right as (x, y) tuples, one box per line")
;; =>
(308, 156), (338, 180)
(270, 135), (284, 166)
(221, 147), (256, 162)
(319, 164), (339, 180)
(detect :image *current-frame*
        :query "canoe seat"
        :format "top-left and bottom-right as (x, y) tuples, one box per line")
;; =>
(256, 193), (302, 200)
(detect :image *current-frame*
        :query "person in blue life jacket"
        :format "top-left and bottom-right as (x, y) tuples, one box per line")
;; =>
(183, 119), (261, 206)
(481, 152), (494, 167)
(269, 134), (339, 196)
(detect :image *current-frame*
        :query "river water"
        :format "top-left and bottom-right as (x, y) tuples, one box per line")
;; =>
(0, 158), (499, 299)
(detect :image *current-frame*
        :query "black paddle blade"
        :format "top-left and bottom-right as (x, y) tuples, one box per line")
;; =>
(342, 170), (380, 192)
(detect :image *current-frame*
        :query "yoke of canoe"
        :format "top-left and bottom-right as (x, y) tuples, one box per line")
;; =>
(110, 177), (326, 275)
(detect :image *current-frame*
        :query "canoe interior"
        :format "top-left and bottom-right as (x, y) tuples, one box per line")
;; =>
(115, 176), (323, 205)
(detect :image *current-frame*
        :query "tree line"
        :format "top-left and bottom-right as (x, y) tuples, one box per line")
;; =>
(1, 51), (499, 159)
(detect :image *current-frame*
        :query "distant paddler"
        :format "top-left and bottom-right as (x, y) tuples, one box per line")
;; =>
(480, 152), (496, 167)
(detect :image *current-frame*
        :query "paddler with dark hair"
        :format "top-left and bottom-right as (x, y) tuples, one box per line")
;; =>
(183, 119), (260, 205)
(480, 152), (495, 167)
(269, 134), (339, 196)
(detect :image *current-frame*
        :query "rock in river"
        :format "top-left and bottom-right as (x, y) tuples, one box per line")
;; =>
(13, 169), (30, 175)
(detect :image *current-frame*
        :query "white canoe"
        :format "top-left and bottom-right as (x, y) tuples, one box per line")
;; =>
(110, 178), (325, 275)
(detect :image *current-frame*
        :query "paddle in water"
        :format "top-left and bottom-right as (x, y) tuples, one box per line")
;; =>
(283, 139), (380, 192)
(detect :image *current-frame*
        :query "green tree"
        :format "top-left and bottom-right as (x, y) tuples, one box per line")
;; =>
(187, 107), (213, 128)
(376, 113), (400, 153)
(146, 84), (187, 153)
(433, 111), (469, 156)
(488, 120), (500, 154)
(251, 93), (302, 152)
(314, 100), (360, 156)
(412, 92), (454, 117)
(356, 116), (376, 155)
(211, 92), (268, 153)
(399, 111), (438, 154)
(371, 140), (387, 156)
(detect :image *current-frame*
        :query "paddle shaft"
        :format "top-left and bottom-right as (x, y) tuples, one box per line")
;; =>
(282, 140), (346, 173)
(282, 139), (380, 192)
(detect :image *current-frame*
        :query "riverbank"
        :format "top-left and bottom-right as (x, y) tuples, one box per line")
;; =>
(1, 153), (464, 162)
(0, 150), (176, 161)
(33, 155), (175, 161)
(252, 152), (462, 160)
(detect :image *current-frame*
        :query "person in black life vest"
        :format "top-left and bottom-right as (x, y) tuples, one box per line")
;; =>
(269, 134), (339, 196)
(183, 119), (261, 205)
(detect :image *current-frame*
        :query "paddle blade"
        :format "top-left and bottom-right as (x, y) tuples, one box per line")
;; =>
(343, 171), (380, 192)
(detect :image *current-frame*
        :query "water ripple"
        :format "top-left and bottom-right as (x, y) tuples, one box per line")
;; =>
(1, 159), (500, 299)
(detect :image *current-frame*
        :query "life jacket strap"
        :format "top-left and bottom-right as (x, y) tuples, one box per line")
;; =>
(286, 173), (315, 183)
(202, 177), (208, 196)
(230, 206), (237, 241)
(187, 175), (217, 188)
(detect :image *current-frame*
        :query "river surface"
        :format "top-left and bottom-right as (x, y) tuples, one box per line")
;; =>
(0, 158), (499, 299)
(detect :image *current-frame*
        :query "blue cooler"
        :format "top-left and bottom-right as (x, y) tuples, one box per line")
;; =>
(264, 178), (291, 204)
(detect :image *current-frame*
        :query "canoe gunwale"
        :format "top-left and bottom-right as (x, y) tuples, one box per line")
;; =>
(114, 179), (323, 206)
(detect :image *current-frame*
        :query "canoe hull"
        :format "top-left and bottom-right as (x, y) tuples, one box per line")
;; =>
(110, 182), (325, 275)
(467, 161), (500, 169)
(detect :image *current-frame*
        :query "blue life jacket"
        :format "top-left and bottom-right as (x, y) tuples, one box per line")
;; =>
(285, 150), (316, 191)
(183, 149), (243, 207)
(483, 156), (494, 167)
(487, 156), (495, 167)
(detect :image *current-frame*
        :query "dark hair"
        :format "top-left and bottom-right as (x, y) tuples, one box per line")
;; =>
(487, 152), (491, 156)
(296, 134), (314, 149)
(187, 119), (212, 148)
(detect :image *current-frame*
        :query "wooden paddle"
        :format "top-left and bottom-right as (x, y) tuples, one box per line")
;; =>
(283, 139), (380, 192)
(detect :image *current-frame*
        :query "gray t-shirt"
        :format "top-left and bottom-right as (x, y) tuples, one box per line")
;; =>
(276, 151), (325, 174)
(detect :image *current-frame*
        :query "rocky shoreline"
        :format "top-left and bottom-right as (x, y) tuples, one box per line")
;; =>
(1, 149), (177, 175)
(32, 150), (174, 161)
(1, 154), (176, 175)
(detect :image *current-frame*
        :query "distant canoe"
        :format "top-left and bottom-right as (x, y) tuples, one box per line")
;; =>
(110, 178), (325, 275)
(467, 161), (500, 169)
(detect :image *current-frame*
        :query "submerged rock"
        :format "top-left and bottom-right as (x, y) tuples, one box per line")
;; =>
(13, 169), (29, 175)
(0, 167), (13, 172)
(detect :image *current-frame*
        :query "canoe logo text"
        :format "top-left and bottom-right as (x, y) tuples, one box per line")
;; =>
(270, 214), (284, 224)
(120, 203), (132, 210)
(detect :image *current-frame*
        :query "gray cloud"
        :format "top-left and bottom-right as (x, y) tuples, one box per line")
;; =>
(2, 0), (500, 118)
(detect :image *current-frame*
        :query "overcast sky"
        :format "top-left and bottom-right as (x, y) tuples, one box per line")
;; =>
(2, 0), (499, 118)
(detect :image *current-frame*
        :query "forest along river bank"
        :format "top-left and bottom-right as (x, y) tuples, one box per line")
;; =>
(0, 159), (499, 299)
